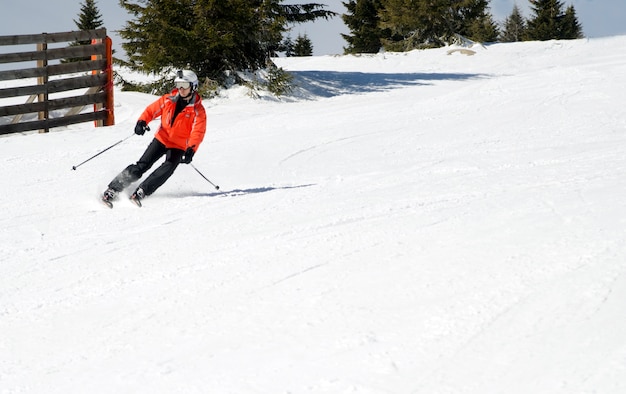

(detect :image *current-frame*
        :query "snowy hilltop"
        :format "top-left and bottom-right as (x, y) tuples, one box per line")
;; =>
(1, 36), (626, 393)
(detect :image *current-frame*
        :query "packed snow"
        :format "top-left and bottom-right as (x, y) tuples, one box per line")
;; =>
(1, 36), (626, 393)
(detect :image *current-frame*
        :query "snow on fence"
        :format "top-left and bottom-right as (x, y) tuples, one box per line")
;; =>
(0, 28), (114, 135)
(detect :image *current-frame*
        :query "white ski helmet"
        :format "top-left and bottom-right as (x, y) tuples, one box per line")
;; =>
(174, 69), (199, 91)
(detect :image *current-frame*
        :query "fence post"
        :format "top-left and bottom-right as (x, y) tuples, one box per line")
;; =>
(104, 36), (115, 126)
(37, 33), (49, 133)
(92, 37), (103, 127)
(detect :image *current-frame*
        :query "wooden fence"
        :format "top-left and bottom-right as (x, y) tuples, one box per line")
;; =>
(0, 28), (114, 135)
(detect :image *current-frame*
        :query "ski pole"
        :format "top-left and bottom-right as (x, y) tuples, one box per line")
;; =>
(71, 132), (135, 170)
(190, 163), (220, 190)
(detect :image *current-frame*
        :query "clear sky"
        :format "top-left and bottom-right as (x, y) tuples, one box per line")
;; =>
(1, 0), (625, 57)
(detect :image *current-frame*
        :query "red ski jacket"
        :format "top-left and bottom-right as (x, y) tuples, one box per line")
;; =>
(138, 89), (207, 152)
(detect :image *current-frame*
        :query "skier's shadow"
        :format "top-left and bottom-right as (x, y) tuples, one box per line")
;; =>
(168, 183), (316, 198)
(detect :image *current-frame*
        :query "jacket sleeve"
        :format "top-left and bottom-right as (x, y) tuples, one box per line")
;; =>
(138, 95), (166, 123)
(187, 102), (207, 152)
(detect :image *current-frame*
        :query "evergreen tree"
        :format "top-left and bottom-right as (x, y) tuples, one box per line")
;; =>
(379, 0), (440, 51)
(560, 5), (584, 39)
(526, 0), (564, 40)
(75, 0), (104, 32)
(379, 0), (493, 51)
(282, 36), (295, 57)
(293, 34), (314, 56)
(118, 0), (334, 84)
(500, 4), (526, 42)
(526, 0), (582, 41)
(65, 0), (104, 63)
(467, 11), (500, 43)
(342, 0), (385, 54)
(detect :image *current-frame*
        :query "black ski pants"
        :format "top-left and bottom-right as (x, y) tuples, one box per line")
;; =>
(108, 138), (184, 196)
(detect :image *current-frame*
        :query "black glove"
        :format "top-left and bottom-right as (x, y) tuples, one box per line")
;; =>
(182, 147), (195, 164)
(134, 120), (148, 135)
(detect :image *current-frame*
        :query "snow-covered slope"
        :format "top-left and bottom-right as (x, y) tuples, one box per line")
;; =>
(1, 37), (626, 393)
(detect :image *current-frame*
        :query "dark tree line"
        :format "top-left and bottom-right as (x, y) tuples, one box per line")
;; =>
(343, 0), (499, 53)
(343, 0), (583, 54)
(501, 0), (583, 42)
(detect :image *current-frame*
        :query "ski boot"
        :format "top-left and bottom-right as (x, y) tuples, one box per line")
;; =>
(130, 188), (145, 207)
(101, 188), (118, 208)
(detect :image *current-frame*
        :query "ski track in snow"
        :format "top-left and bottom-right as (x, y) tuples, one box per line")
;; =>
(1, 37), (626, 393)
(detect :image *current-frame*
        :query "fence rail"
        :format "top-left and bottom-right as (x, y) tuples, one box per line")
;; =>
(0, 28), (114, 135)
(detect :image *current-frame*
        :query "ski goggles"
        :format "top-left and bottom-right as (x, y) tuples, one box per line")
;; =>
(175, 81), (191, 90)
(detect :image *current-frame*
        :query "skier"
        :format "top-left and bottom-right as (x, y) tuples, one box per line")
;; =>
(102, 69), (207, 207)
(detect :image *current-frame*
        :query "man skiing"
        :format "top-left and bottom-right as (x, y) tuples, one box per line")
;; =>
(102, 69), (207, 207)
